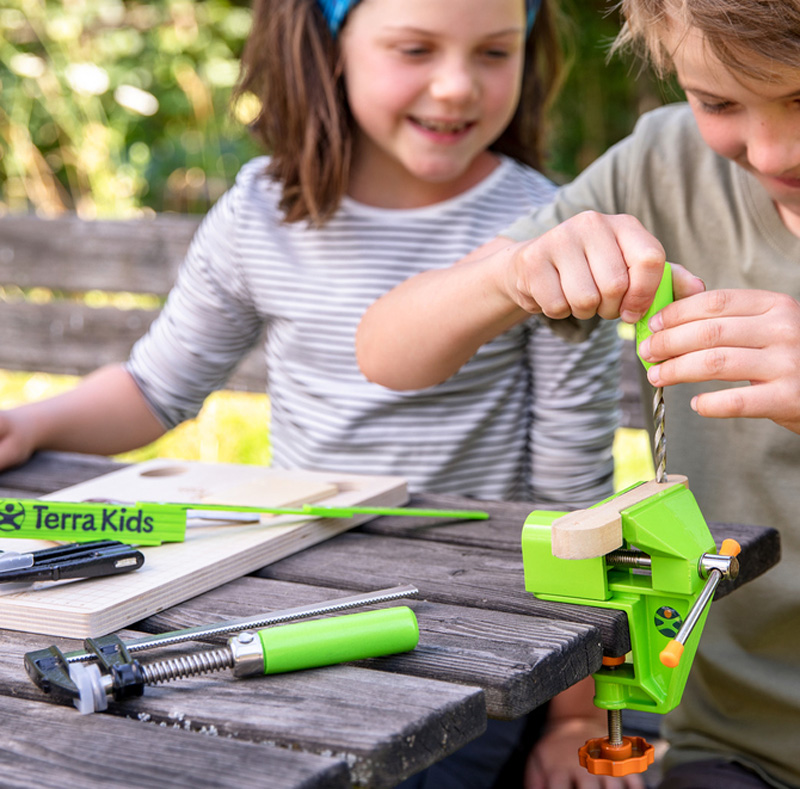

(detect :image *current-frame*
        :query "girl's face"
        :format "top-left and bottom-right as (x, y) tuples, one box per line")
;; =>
(340, 0), (526, 208)
(667, 23), (800, 237)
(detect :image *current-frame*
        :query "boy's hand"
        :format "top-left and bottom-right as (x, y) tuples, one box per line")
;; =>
(638, 289), (800, 434)
(505, 212), (670, 323)
(524, 717), (646, 789)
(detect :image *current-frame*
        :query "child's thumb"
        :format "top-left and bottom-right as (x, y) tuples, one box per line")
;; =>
(670, 262), (706, 300)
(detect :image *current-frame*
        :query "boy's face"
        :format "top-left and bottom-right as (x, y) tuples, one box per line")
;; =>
(339, 0), (526, 207)
(667, 24), (800, 236)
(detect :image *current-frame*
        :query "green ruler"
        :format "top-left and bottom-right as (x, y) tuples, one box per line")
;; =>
(0, 497), (489, 546)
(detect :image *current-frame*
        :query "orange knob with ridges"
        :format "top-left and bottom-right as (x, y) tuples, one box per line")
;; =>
(579, 735), (655, 777)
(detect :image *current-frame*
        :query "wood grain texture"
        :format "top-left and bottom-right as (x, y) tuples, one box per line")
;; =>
(0, 213), (199, 293)
(365, 493), (780, 602)
(135, 576), (603, 719)
(0, 213), (265, 390)
(0, 694), (350, 789)
(0, 626), (484, 789)
(255, 531), (633, 657)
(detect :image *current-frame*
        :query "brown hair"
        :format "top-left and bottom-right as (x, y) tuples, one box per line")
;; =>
(613, 0), (800, 80)
(235, 0), (564, 225)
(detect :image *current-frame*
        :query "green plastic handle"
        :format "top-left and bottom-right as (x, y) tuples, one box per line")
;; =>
(257, 606), (419, 674)
(636, 265), (674, 371)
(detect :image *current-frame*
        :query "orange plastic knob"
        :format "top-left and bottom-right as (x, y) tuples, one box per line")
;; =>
(720, 539), (741, 557)
(579, 735), (655, 777)
(660, 639), (684, 668)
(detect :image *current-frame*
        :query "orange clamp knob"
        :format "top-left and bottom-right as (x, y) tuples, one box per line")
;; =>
(579, 735), (655, 777)
(660, 639), (684, 668)
(720, 539), (741, 557)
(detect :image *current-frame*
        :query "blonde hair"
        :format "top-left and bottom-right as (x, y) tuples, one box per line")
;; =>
(613, 0), (800, 80)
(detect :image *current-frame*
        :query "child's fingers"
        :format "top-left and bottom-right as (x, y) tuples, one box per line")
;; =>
(533, 212), (631, 319)
(691, 381), (800, 429)
(640, 314), (769, 364)
(647, 346), (776, 388)
(652, 289), (784, 331)
(605, 215), (666, 322)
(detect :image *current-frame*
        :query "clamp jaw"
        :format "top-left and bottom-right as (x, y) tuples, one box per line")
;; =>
(522, 475), (740, 776)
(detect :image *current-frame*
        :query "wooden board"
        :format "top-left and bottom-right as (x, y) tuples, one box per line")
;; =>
(551, 474), (689, 559)
(0, 460), (407, 638)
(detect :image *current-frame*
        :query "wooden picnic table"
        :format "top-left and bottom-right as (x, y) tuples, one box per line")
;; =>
(0, 451), (781, 789)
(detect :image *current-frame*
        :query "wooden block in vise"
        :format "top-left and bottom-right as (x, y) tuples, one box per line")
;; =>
(551, 474), (689, 560)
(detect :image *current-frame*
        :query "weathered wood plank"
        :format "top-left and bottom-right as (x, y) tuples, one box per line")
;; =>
(0, 627), (485, 789)
(135, 576), (603, 720)
(0, 213), (200, 293)
(0, 214), (266, 390)
(0, 694), (350, 789)
(0, 451), (128, 496)
(0, 300), (266, 388)
(359, 493), (780, 599)
(256, 532), (633, 656)
(356, 493), (538, 552)
(0, 300), (158, 373)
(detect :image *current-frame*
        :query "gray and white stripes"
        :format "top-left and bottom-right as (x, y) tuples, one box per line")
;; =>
(128, 156), (620, 507)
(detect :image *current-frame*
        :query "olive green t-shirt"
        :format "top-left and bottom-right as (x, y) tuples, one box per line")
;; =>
(506, 103), (800, 789)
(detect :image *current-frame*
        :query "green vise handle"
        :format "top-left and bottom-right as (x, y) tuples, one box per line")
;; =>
(522, 476), (740, 717)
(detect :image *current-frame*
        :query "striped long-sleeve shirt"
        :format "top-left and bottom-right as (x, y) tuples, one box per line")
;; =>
(127, 156), (620, 507)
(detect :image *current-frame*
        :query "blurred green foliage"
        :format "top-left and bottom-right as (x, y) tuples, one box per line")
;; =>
(0, 0), (682, 217)
(548, 0), (683, 180)
(0, 0), (261, 217)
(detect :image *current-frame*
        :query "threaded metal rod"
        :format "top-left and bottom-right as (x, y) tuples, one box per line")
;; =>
(653, 386), (667, 483)
(67, 584), (418, 663)
(140, 647), (235, 685)
(608, 709), (624, 746)
(606, 550), (652, 570)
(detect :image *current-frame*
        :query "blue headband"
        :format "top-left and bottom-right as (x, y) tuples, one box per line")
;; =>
(318, 0), (542, 38)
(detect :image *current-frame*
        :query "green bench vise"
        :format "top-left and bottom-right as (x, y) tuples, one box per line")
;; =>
(522, 474), (740, 777)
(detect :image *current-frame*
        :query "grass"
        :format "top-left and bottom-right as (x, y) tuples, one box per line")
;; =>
(0, 368), (653, 491)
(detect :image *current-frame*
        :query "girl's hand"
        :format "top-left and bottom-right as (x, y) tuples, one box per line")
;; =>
(524, 717), (646, 789)
(0, 410), (37, 471)
(504, 212), (673, 324)
(638, 289), (800, 434)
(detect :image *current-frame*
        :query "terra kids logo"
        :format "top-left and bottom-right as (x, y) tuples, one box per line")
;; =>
(0, 499), (155, 535)
(0, 501), (25, 532)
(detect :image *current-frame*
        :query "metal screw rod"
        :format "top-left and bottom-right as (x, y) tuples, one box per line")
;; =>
(608, 709), (624, 747)
(140, 646), (235, 685)
(66, 584), (419, 663)
(606, 550), (652, 570)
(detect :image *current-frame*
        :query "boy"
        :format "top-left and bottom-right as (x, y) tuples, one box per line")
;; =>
(357, 2), (800, 787)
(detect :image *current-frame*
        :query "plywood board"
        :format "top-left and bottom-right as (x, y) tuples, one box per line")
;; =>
(0, 460), (407, 637)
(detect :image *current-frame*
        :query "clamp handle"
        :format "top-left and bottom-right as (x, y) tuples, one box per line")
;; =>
(660, 539), (741, 668)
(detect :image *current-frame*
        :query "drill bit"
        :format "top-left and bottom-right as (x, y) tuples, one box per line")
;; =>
(652, 386), (667, 483)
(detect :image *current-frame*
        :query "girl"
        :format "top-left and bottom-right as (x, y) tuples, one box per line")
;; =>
(0, 2), (632, 786)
